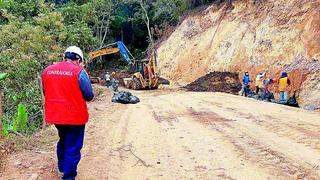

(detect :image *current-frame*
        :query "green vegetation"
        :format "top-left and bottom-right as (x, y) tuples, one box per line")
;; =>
(2, 103), (28, 136)
(0, 1), (76, 135)
(0, 0), (229, 136)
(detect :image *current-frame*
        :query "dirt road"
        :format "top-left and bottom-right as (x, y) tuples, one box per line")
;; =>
(1, 87), (320, 179)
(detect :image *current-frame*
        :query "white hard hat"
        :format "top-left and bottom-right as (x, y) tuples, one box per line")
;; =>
(64, 46), (83, 61)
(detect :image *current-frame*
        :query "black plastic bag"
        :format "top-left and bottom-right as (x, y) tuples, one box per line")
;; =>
(112, 91), (140, 104)
(129, 96), (140, 104)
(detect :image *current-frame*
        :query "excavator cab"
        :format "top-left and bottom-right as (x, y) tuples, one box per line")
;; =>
(124, 50), (159, 90)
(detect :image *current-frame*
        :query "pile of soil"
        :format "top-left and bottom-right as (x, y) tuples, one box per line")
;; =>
(184, 72), (242, 95)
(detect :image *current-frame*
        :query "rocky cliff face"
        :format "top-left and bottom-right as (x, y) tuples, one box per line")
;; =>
(157, 0), (320, 110)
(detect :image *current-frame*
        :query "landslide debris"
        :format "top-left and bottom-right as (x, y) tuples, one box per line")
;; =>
(156, 0), (320, 110)
(184, 72), (241, 95)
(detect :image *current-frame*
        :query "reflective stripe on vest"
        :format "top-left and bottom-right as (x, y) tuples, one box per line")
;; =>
(43, 61), (89, 125)
(279, 77), (288, 91)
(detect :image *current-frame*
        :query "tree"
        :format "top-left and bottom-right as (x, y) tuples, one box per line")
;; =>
(151, 0), (187, 25)
(140, 0), (153, 45)
(93, 0), (114, 48)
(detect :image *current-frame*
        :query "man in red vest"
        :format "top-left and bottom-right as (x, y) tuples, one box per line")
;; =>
(43, 46), (94, 180)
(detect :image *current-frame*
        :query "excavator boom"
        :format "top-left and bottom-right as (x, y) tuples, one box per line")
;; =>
(88, 41), (132, 64)
(89, 48), (120, 60)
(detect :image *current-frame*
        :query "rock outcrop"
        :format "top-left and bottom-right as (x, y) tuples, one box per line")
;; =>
(157, 0), (320, 110)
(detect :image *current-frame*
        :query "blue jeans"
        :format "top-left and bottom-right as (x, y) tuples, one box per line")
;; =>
(261, 88), (266, 100)
(255, 86), (259, 94)
(55, 125), (85, 180)
(280, 91), (288, 104)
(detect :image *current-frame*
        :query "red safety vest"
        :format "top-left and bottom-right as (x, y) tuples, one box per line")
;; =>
(43, 61), (89, 125)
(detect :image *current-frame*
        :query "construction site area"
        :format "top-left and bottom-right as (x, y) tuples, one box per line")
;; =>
(1, 86), (320, 179)
(1, 0), (320, 179)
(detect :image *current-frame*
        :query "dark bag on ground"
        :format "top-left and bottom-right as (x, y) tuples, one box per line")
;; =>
(112, 91), (140, 104)
(286, 92), (299, 107)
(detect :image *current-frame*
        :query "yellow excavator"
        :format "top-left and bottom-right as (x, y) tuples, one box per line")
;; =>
(87, 41), (159, 90)
(123, 50), (159, 90)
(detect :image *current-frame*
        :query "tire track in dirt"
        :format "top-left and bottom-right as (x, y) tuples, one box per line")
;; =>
(201, 97), (320, 178)
(105, 107), (133, 180)
(161, 93), (320, 179)
(3, 90), (320, 179)
(77, 95), (130, 180)
(199, 95), (320, 152)
(213, 124), (317, 179)
(207, 97), (320, 150)
(115, 99), (190, 179)
(150, 94), (272, 179)
(246, 113), (320, 151)
(105, 98), (165, 179)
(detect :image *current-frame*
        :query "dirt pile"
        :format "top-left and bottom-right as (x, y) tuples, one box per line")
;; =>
(156, 0), (320, 110)
(184, 72), (241, 94)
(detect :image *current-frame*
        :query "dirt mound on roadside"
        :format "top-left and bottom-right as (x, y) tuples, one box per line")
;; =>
(184, 72), (241, 94)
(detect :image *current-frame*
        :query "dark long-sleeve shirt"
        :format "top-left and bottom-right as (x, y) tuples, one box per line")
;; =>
(78, 70), (94, 101)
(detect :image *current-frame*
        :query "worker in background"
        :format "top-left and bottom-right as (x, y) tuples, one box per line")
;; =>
(105, 72), (111, 87)
(263, 78), (274, 101)
(42, 46), (94, 180)
(241, 71), (251, 97)
(278, 72), (291, 104)
(111, 78), (119, 93)
(255, 72), (266, 96)
(110, 72), (119, 94)
(269, 78), (278, 101)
